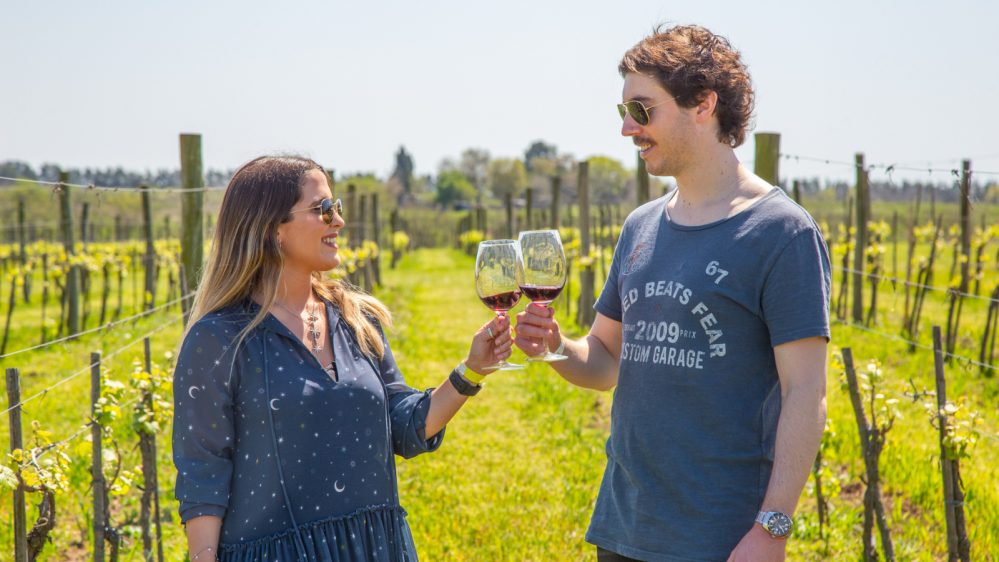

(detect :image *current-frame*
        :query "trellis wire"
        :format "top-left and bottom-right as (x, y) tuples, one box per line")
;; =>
(0, 175), (226, 193)
(0, 292), (195, 360)
(830, 265), (999, 304)
(0, 313), (183, 417)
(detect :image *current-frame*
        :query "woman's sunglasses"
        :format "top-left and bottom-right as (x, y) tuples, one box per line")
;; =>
(616, 94), (679, 126)
(289, 198), (343, 225)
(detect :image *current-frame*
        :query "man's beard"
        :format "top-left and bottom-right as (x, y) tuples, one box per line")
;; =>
(641, 119), (693, 178)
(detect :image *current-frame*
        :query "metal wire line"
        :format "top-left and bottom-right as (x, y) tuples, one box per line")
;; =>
(0, 292), (195, 359)
(780, 153), (999, 176)
(878, 386), (999, 447)
(832, 318), (999, 373)
(830, 265), (999, 304)
(0, 313), (183, 418)
(0, 175), (226, 193)
(29, 394), (142, 459)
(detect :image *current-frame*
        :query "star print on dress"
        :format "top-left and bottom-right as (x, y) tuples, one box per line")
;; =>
(172, 298), (446, 561)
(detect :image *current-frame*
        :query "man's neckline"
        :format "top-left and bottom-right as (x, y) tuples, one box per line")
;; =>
(663, 187), (780, 231)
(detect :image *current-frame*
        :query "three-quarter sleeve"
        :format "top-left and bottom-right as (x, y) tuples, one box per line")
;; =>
(172, 320), (240, 523)
(371, 321), (445, 459)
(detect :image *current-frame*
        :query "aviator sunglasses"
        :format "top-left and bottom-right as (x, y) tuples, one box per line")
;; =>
(289, 198), (343, 225)
(616, 94), (679, 126)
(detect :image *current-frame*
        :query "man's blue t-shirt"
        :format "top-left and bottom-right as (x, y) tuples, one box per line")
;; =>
(587, 188), (831, 562)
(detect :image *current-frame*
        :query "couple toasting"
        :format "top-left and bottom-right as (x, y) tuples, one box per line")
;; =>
(174, 24), (830, 562)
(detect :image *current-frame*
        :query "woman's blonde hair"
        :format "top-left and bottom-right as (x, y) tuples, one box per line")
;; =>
(184, 155), (391, 358)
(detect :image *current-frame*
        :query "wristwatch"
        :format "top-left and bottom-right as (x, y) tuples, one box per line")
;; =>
(756, 511), (793, 538)
(449, 362), (483, 396)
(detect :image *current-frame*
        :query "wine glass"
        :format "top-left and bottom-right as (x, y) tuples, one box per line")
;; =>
(475, 239), (525, 371)
(518, 229), (567, 362)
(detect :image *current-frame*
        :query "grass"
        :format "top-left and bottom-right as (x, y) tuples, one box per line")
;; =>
(1, 237), (999, 560)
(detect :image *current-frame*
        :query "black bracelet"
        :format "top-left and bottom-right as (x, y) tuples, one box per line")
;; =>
(449, 369), (482, 396)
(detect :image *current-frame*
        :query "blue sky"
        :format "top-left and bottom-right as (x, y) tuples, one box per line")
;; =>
(2, 0), (997, 184)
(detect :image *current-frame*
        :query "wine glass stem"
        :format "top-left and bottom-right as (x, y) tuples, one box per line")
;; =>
(494, 311), (508, 363)
(538, 301), (552, 355)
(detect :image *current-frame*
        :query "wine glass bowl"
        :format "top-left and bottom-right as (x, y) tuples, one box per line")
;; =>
(475, 239), (525, 371)
(517, 230), (568, 362)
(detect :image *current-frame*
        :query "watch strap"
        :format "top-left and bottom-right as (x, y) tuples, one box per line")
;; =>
(449, 368), (482, 396)
(756, 511), (792, 538)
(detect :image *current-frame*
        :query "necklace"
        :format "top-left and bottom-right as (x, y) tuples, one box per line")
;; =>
(274, 299), (324, 356)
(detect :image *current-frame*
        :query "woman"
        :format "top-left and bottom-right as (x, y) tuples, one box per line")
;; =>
(173, 155), (511, 562)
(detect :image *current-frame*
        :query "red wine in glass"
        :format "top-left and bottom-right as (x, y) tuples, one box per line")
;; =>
(474, 240), (525, 371)
(480, 289), (522, 312)
(518, 230), (568, 362)
(519, 284), (562, 304)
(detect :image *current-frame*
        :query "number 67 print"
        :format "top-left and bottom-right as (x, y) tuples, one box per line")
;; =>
(705, 261), (728, 284)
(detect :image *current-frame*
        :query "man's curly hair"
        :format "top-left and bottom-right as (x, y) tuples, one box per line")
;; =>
(619, 25), (755, 148)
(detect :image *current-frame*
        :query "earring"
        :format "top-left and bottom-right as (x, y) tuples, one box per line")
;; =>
(278, 239), (282, 249)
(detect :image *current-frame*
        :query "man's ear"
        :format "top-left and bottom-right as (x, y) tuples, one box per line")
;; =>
(693, 91), (718, 125)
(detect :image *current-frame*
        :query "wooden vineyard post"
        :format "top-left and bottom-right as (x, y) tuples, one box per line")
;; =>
(359, 195), (374, 293)
(139, 338), (165, 562)
(81, 202), (90, 252)
(59, 171), (81, 337)
(636, 150), (650, 206)
(141, 186), (157, 311)
(18, 197), (30, 303)
(390, 209), (400, 269)
(6, 367), (29, 562)
(576, 161), (595, 328)
(841, 348), (895, 562)
(593, 206), (602, 288)
(477, 207), (487, 238)
(550, 176), (561, 230)
(179, 263), (190, 327)
(892, 211), (898, 280)
(932, 327), (972, 562)
(979, 281), (999, 373)
(792, 179), (802, 205)
(1, 274), (16, 355)
(346, 184), (358, 285)
(180, 134), (205, 294)
(852, 153), (869, 324)
(945, 160), (972, 360)
(907, 216), (944, 346)
(753, 132), (780, 186)
(525, 188), (533, 232)
(505, 193), (514, 238)
(91, 353), (105, 562)
(813, 448), (827, 537)
(346, 183), (358, 246)
(371, 193), (382, 287)
(40, 254), (48, 343)
(974, 213), (985, 296)
(836, 197), (853, 320)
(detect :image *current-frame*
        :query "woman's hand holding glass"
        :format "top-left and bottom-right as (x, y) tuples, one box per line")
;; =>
(463, 315), (514, 375)
(474, 240), (525, 371)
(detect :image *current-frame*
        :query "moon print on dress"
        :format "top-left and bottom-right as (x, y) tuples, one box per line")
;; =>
(173, 303), (443, 559)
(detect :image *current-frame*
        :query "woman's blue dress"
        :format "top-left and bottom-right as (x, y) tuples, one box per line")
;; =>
(172, 299), (443, 561)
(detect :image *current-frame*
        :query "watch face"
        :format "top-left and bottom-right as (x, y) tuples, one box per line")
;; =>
(767, 513), (792, 536)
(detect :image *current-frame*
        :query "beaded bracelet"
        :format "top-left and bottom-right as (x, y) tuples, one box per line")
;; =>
(192, 546), (217, 561)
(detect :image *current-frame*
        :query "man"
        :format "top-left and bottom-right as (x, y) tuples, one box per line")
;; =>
(514, 25), (831, 562)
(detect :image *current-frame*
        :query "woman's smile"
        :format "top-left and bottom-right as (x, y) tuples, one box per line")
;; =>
(322, 233), (338, 249)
